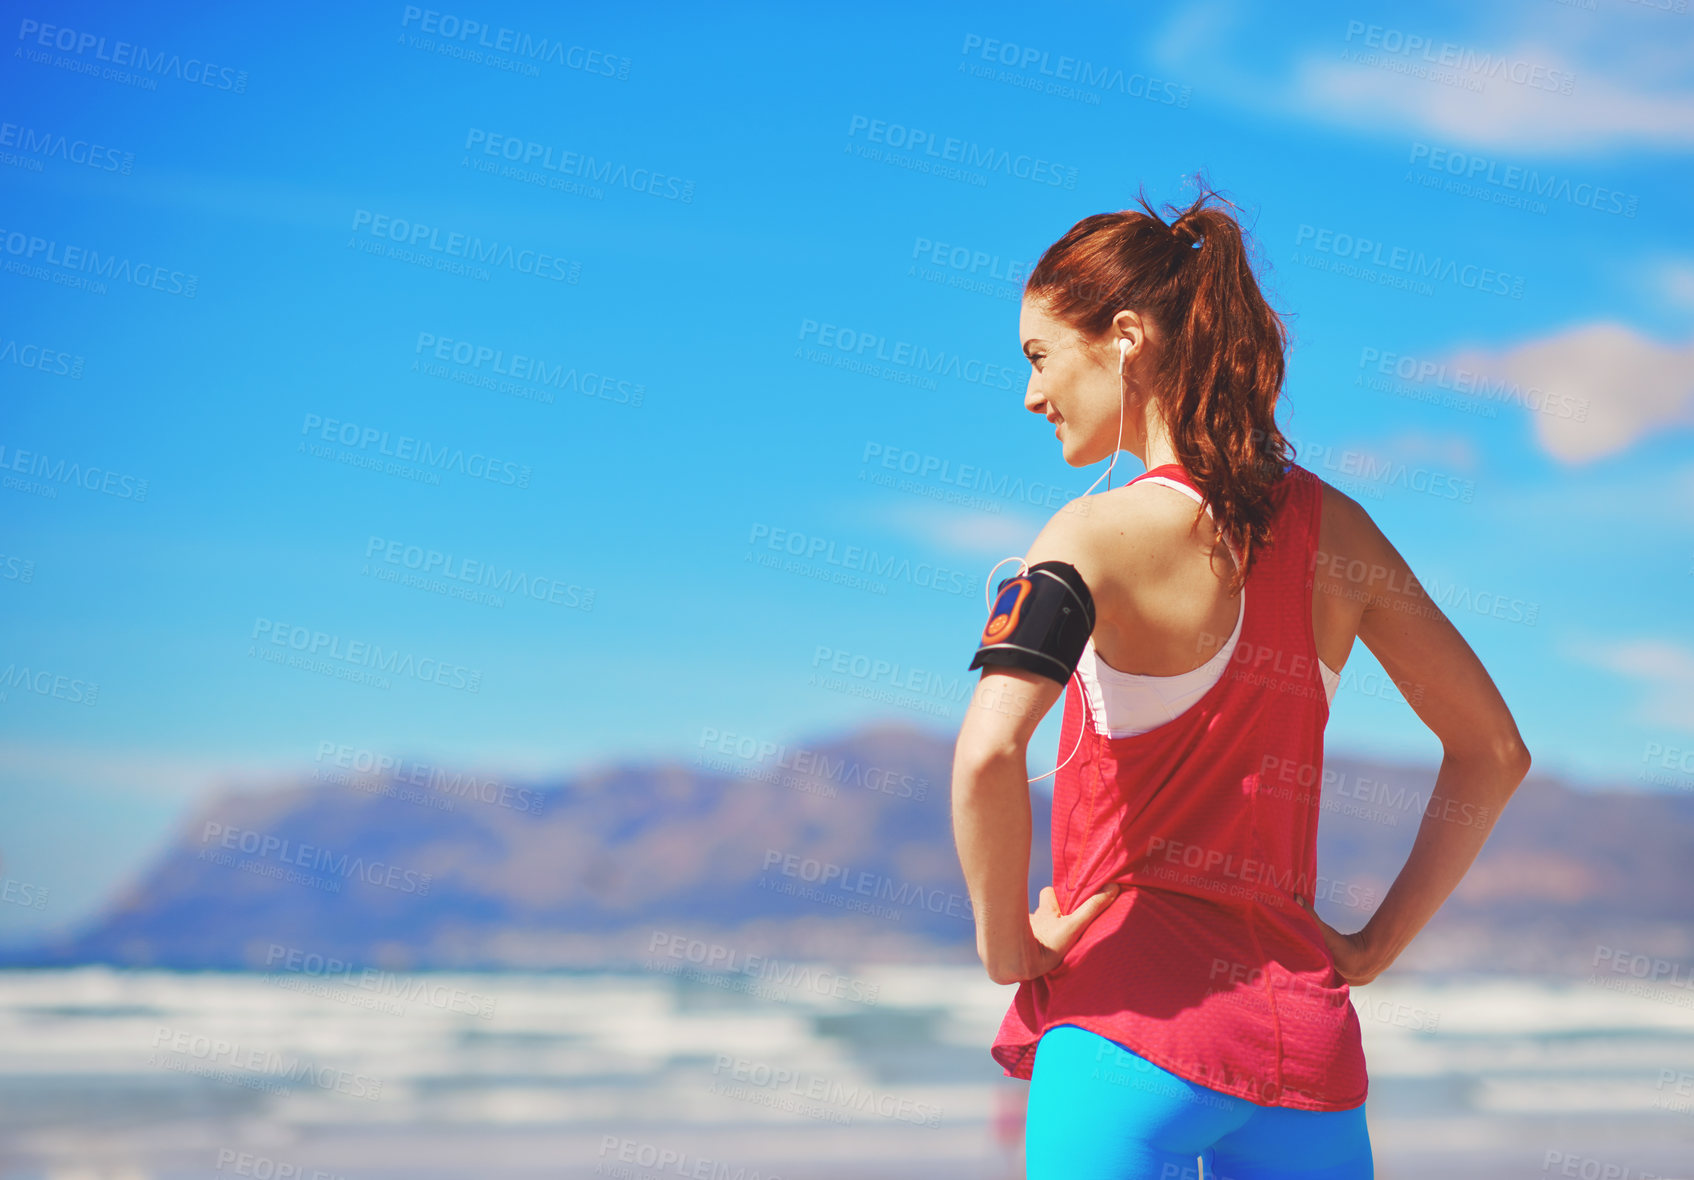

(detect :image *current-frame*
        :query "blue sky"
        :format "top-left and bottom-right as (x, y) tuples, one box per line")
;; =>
(3, 0), (1692, 940)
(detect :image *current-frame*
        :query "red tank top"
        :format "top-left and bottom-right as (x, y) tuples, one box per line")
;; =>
(990, 461), (1368, 1111)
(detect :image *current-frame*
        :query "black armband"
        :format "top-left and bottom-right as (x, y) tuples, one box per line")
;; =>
(968, 560), (1096, 685)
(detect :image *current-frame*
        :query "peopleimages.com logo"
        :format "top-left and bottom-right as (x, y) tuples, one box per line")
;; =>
(198, 822), (432, 896)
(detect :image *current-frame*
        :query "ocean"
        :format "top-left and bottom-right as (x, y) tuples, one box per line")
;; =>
(0, 966), (1688, 1178)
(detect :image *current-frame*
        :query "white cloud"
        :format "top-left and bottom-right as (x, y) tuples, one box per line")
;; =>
(1148, 4), (1694, 156)
(1483, 458), (1694, 529)
(0, 737), (584, 798)
(1376, 428), (1481, 472)
(1447, 322), (1694, 462)
(0, 740), (298, 802)
(1565, 637), (1694, 732)
(1150, 0), (1241, 70)
(864, 499), (1043, 559)
(1656, 258), (1694, 314)
(1290, 42), (1694, 154)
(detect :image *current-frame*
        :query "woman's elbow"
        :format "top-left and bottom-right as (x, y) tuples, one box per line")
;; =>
(953, 732), (1025, 784)
(979, 948), (1025, 986)
(1493, 729), (1532, 780)
(1445, 721), (1531, 780)
(1467, 731), (1531, 792)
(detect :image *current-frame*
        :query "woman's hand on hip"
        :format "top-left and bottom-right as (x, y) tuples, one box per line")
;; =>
(1298, 895), (1383, 986)
(1021, 884), (1120, 980)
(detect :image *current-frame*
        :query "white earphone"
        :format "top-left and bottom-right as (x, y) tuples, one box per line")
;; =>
(1080, 336), (1130, 497)
(980, 333), (1133, 784)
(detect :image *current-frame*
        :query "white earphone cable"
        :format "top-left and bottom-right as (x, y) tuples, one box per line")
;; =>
(979, 337), (1131, 784)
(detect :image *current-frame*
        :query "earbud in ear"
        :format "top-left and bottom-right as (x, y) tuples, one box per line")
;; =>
(1118, 338), (1130, 361)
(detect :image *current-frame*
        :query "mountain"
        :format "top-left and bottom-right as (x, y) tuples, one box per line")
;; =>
(17, 721), (1015, 971)
(11, 721), (1692, 976)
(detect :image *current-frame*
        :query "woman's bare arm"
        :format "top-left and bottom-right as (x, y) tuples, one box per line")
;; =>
(1306, 490), (1533, 983)
(951, 498), (1124, 985)
(952, 666), (1062, 984)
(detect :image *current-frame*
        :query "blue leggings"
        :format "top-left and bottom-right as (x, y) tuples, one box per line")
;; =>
(1025, 1024), (1373, 1180)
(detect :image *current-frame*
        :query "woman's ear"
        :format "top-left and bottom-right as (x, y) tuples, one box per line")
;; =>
(1111, 309), (1148, 363)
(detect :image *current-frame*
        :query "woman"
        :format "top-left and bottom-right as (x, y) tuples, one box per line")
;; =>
(950, 184), (1531, 1180)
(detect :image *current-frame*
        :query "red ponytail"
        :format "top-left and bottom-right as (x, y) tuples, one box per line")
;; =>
(1024, 178), (1294, 595)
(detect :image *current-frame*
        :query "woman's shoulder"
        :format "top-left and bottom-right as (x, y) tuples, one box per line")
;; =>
(1042, 478), (1200, 540)
(1307, 470), (1379, 550)
(1025, 480), (1217, 592)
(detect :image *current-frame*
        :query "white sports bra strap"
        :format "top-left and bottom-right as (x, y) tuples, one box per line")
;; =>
(1135, 475), (1241, 568)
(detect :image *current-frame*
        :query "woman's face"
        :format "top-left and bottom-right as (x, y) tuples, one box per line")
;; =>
(1019, 297), (1140, 468)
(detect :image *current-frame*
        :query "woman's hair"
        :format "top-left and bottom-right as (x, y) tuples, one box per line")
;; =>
(1023, 178), (1294, 595)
